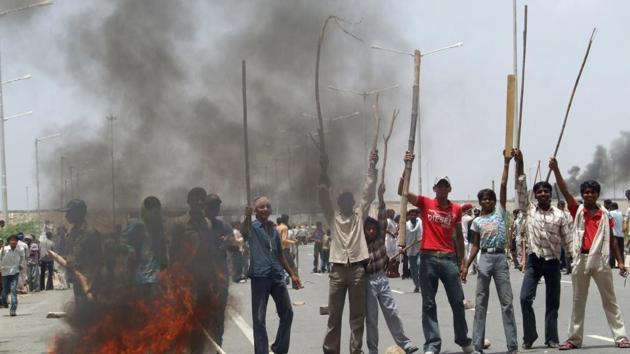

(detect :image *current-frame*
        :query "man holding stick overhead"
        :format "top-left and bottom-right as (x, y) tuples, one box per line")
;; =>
(551, 159), (630, 350)
(514, 149), (571, 349)
(320, 150), (378, 354)
(399, 151), (473, 354)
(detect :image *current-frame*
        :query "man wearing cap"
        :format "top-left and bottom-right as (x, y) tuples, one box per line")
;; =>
(320, 150), (378, 354)
(400, 151), (473, 354)
(241, 196), (301, 354)
(1, 235), (25, 316)
(62, 199), (103, 301)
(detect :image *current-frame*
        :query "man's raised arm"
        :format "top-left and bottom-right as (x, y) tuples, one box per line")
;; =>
(513, 149), (529, 213)
(549, 157), (577, 208)
(500, 150), (513, 210)
(397, 151), (420, 207)
(318, 154), (334, 221)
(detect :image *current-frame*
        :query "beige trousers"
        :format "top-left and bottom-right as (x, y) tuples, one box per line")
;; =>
(567, 254), (628, 346)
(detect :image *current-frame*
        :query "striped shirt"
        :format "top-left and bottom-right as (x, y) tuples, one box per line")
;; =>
(516, 175), (571, 260)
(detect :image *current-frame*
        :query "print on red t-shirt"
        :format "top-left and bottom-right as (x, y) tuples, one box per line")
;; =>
(568, 200), (613, 252)
(415, 196), (462, 253)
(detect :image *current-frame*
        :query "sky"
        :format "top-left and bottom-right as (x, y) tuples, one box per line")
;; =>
(1, 0), (629, 212)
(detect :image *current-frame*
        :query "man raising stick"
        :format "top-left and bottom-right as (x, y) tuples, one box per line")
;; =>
(399, 151), (473, 354)
(550, 158), (630, 350)
(320, 150), (378, 354)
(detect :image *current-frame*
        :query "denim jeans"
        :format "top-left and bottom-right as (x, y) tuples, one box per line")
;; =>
(40, 260), (54, 290)
(313, 242), (322, 271)
(419, 253), (472, 353)
(365, 272), (414, 354)
(251, 277), (293, 354)
(1, 274), (19, 314)
(473, 253), (518, 352)
(520, 253), (561, 345)
(408, 254), (421, 289)
(320, 249), (330, 272)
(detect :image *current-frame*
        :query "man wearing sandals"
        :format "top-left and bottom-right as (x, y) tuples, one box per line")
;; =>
(551, 158), (630, 350)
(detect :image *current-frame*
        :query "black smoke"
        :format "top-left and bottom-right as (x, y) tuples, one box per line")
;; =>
(40, 0), (409, 216)
(565, 131), (630, 196)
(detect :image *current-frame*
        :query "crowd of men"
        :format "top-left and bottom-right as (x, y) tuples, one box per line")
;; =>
(1, 148), (630, 354)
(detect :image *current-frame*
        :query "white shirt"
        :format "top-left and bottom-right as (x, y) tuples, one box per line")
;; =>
(611, 210), (624, 237)
(0, 245), (25, 276)
(406, 218), (423, 256)
(461, 214), (474, 243)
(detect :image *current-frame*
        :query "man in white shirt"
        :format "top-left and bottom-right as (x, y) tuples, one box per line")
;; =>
(1, 235), (25, 316)
(406, 209), (423, 293)
(610, 203), (625, 268)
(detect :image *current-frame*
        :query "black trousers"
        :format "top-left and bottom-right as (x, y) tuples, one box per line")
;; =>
(40, 260), (54, 290)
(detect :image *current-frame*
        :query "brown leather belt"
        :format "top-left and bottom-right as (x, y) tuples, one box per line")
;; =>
(420, 249), (456, 257)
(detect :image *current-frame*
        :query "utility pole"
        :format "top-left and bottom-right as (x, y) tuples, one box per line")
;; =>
(106, 115), (117, 230)
(0, 51), (7, 222)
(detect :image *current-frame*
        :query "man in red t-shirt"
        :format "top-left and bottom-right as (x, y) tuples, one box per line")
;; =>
(398, 151), (473, 354)
(551, 158), (630, 350)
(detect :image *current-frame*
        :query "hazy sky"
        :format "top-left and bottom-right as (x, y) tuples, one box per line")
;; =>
(1, 0), (629, 211)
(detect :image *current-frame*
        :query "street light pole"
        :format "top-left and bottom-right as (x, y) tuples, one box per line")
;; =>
(106, 115), (117, 230)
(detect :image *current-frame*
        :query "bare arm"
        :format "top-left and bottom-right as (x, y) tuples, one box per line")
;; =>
(398, 151), (420, 206)
(462, 231), (480, 282)
(549, 157), (577, 208)
(318, 154), (334, 221)
(513, 149), (529, 212)
(610, 228), (628, 276)
(455, 223), (466, 268)
(500, 151), (512, 210)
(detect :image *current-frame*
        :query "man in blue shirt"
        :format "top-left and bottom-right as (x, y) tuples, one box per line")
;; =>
(242, 196), (302, 354)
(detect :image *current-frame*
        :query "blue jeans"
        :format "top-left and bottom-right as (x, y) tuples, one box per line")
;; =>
(473, 253), (518, 352)
(251, 277), (293, 354)
(1, 274), (19, 314)
(419, 253), (472, 353)
(408, 254), (421, 289)
(365, 272), (414, 354)
(520, 254), (560, 345)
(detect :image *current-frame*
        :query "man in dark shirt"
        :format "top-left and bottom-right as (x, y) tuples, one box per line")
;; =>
(242, 196), (301, 354)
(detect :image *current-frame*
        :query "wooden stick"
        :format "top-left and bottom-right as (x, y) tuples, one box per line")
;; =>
(47, 250), (93, 300)
(516, 5), (528, 148)
(545, 28), (597, 182)
(380, 109), (399, 184)
(315, 15), (363, 156)
(398, 50), (421, 248)
(242, 60), (252, 204)
(370, 94), (381, 154)
(504, 74), (516, 157)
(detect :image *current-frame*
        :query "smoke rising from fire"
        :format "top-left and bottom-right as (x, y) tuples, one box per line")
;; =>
(40, 0), (409, 214)
(565, 130), (630, 196)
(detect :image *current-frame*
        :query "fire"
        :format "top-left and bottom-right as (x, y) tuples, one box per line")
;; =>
(49, 263), (222, 354)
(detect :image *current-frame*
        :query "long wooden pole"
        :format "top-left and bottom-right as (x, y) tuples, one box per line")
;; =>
(242, 60), (251, 204)
(545, 28), (596, 182)
(516, 5), (528, 148)
(398, 50), (421, 248)
(505, 74), (516, 157)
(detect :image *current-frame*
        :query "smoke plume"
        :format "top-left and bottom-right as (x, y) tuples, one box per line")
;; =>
(41, 0), (409, 217)
(565, 130), (630, 196)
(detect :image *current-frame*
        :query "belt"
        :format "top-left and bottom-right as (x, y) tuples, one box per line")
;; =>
(580, 250), (590, 254)
(481, 247), (505, 254)
(420, 250), (456, 257)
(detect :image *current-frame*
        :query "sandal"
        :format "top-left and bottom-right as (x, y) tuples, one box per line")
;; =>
(617, 337), (630, 348)
(559, 341), (578, 350)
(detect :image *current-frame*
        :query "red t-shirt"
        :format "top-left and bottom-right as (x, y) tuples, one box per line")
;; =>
(568, 200), (613, 252)
(415, 196), (462, 253)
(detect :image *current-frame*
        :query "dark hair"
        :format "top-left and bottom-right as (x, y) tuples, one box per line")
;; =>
(477, 188), (496, 202)
(580, 180), (601, 194)
(187, 187), (207, 203)
(557, 200), (566, 207)
(337, 191), (354, 205)
(611, 202), (619, 210)
(364, 217), (380, 237)
(143, 196), (161, 211)
(533, 181), (553, 193)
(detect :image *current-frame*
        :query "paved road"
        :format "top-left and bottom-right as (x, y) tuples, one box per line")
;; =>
(2, 252), (630, 353)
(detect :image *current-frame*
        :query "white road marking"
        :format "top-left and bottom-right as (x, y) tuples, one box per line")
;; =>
(587, 334), (615, 343)
(561, 280), (572, 284)
(227, 306), (254, 345)
(391, 289), (404, 294)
